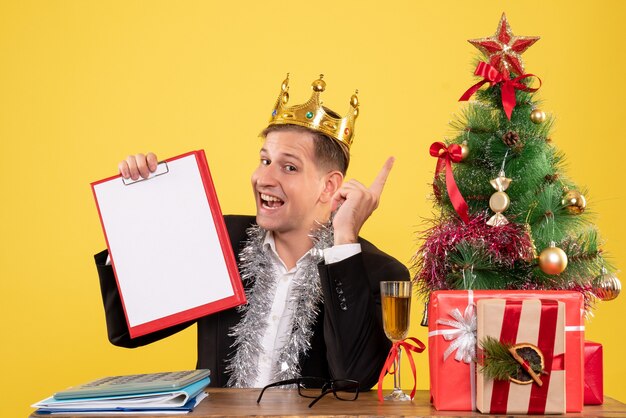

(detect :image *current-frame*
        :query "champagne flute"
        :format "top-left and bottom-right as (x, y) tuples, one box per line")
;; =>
(380, 281), (412, 401)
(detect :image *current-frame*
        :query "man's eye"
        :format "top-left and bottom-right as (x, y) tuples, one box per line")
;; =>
(284, 165), (297, 172)
(260, 158), (270, 166)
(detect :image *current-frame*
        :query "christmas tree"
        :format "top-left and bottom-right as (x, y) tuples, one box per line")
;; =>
(413, 14), (621, 311)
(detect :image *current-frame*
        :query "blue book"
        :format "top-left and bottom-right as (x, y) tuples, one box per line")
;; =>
(33, 393), (207, 414)
(32, 377), (210, 412)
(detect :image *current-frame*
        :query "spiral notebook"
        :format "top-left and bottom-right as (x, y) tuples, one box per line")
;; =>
(91, 150), (245, 338)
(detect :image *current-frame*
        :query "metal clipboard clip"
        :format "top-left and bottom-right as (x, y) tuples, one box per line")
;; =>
(121, 161), (170, 185)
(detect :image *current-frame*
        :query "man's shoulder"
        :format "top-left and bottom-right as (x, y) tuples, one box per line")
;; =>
(223, 214), (256, 242)
(224, 214), (256, 229)
(357, 236), (409, 280)
(221, 215), (256, 261)
(356, 236), (387, 258)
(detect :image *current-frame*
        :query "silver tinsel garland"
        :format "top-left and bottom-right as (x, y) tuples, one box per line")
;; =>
(225, 223), (334, 387)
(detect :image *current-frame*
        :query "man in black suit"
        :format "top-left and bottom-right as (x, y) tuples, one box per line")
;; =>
(96, 75), (409, 390)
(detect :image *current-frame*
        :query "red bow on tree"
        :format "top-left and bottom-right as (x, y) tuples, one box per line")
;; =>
(430, 142), (469, 223)
(459, 62), (541, 120)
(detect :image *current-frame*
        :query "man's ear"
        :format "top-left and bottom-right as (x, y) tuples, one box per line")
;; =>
(319, 171), (343, 204)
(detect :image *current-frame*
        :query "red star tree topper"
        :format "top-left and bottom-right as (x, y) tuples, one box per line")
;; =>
(469, 13), (539, 77)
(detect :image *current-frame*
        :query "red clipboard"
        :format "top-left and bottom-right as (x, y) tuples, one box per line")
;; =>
(91, 150), (245, 338)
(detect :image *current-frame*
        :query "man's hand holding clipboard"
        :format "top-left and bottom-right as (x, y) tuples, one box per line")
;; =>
(118, 152), (159, 182)
(91, 150), (246, 338)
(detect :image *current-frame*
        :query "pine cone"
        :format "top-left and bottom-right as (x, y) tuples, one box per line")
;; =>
(545, 173), (559, 183)
(502, 131), (520, 147)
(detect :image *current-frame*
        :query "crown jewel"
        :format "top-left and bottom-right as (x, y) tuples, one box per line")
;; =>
(268, 74), (359, 152)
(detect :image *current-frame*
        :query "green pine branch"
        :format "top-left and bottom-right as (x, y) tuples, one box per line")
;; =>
(479, 336), (519, 381)
(446, 242), (517, 289)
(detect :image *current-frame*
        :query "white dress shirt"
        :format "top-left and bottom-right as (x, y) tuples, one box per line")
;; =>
(252, 232), (361, 387)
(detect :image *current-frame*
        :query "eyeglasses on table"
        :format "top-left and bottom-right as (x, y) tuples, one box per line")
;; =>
(256, 376), (359, 408)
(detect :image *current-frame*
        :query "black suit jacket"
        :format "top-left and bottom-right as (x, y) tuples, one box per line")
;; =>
(95, 215), (409, 389)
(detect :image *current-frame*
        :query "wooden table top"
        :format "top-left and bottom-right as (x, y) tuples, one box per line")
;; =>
(30, 388), (626, 417)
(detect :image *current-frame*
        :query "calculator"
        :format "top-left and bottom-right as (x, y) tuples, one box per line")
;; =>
(53, 369), (211, 400)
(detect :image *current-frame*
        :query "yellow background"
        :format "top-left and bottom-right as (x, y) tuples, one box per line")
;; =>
(1, 1), (625, 416)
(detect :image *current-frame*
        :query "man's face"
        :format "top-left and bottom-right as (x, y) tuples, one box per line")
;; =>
(251, 130), (330, 236)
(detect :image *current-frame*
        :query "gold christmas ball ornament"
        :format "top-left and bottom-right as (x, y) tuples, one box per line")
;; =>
(460, 141), (470, 161)
(593, 269), (621, 301)
(530, 108), (546, 124)
(562, 190), (587, 214)
(538, 244), (568, 275)
(489, 191), (510, 213)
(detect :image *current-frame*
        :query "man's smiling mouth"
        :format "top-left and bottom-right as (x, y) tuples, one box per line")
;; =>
(260, 193), (285, 208)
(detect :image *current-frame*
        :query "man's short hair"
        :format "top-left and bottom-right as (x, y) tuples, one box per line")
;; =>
(261, 124), (349, 175)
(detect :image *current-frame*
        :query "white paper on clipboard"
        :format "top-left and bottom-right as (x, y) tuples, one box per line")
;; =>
(91, 150), (245, 337)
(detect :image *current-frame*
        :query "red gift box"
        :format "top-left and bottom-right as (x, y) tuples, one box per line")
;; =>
(476, 299), (566, 414)
(428, 290), (584, 412)
(584, 341), (604, 405)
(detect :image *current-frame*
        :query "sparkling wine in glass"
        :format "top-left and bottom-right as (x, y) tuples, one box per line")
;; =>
(380, 281), (412, 401)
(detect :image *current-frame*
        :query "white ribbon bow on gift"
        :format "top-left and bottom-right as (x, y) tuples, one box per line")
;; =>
(436, 304), (477, 363)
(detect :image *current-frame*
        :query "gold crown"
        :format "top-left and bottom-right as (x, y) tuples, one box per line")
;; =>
(268, 74), (359, 152)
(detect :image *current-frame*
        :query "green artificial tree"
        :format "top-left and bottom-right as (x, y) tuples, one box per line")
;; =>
(413, 13), (621, 312)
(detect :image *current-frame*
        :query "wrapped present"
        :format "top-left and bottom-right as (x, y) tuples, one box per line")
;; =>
(428, 290), (584, 412)
(584, 341), (604, 405)
(476, 299), (566, 414)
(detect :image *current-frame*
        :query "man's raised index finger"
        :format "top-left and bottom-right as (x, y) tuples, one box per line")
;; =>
(369, 157), (395, 197)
